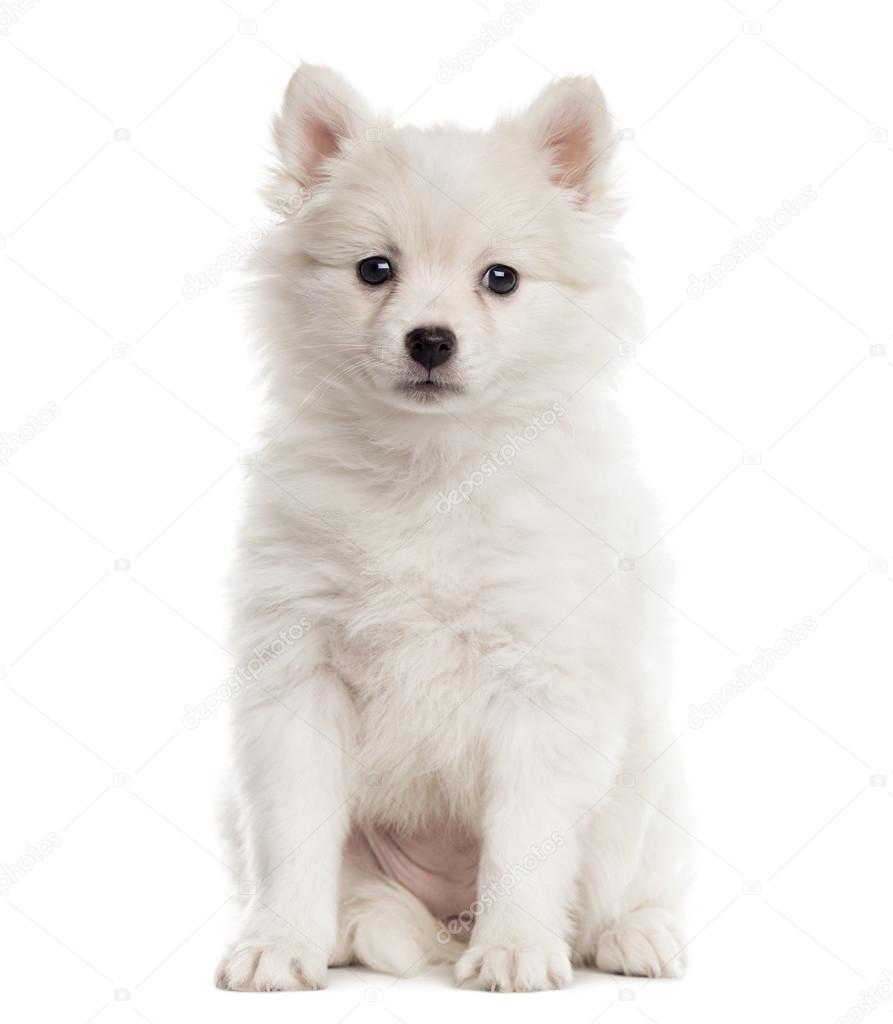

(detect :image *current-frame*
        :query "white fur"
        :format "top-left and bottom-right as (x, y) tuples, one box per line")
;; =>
(216, 65), (690, 994)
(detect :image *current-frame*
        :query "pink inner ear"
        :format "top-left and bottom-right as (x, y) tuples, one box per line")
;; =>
(301, 113), (342, 183)
(545, 110), (594, 198)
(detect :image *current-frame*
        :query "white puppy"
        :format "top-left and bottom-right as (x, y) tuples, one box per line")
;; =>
(216, 65), (689, 993)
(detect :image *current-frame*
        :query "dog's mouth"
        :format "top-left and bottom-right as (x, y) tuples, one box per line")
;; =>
(399, 378), (463, 400)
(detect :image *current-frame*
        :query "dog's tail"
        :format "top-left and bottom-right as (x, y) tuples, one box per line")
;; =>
(336, 877), (466, 976)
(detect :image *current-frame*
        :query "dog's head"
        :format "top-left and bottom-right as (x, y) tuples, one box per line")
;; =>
(259, 65), (628, 420)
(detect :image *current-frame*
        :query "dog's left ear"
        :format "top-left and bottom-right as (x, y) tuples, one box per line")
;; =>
(517, 77), (615, 208)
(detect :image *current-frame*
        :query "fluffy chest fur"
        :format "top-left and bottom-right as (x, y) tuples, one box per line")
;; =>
(244, 418), (639, 832)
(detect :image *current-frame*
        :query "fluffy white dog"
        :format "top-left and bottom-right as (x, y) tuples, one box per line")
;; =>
(216, 64), (689, 993)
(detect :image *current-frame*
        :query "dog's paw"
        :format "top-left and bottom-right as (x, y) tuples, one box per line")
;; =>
(215, 941), (327, 991)
(595, 907), (685, 979)
(456, 943), (572, 992)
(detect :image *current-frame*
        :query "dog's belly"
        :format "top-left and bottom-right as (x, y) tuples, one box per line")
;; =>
(348, 822), (479, 922)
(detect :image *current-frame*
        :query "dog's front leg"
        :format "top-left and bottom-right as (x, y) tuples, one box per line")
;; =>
(216, 670), (352, 991)
(456, 701), (589, 992)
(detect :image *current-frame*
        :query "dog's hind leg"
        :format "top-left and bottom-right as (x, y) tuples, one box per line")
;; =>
(332, 840), (465, 975)
(571, 759), (690, 978)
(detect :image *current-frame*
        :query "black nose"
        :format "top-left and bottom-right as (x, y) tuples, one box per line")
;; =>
(405, 326), (455, 371)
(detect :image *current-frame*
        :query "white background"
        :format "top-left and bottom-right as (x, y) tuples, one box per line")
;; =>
(1, 1), (891, 1021)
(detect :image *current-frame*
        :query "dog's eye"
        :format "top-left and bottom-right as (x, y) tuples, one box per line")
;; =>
(482, 264), (518, 295)
(357, 256), (392, 285)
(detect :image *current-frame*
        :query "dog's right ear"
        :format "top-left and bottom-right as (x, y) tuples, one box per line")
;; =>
(273, 65), (372, 194)
(515, 76), (616, 209)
